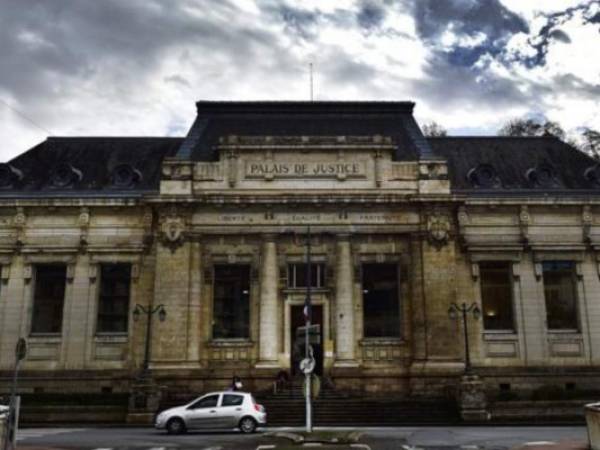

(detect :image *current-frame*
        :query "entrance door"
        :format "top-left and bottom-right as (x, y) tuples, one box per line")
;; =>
(291, 305), (323, 376)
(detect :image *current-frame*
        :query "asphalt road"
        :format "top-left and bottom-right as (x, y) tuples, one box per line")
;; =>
(15, 425), (588, 450)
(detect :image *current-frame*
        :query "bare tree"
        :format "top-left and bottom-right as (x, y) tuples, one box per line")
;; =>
(498, 118), (565, 140)
(421, 121), (447, 137)
(581, 128), (600, 160)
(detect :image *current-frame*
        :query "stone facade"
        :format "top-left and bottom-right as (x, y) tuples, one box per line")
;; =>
(1, 102), (599, 416)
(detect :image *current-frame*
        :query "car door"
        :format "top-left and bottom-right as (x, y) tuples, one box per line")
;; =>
(184, 394), (221, 429)
(218, 393), (246, 428)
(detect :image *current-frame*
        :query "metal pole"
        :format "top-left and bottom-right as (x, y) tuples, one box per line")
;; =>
(462, 303), (471, 374)
(305, 226), (312, 433)
(4, 353), (21, 450)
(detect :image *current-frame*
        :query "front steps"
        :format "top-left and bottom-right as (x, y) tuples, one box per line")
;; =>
(255, 377), (459, 426)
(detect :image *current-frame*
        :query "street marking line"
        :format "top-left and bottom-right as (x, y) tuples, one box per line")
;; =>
(256, 446), (276, 450)
(149, 447), (166, 450)
(303, 445), (322, 447)
(524, 443), (557, 446)
(350, 445), (371, 450)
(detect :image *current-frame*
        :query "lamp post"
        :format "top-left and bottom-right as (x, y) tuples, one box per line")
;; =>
(133, 304), (166, 375)
(448, 302), (481, 374)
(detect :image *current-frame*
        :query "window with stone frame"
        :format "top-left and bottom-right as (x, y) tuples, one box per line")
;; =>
(212, 264), (250, 339)
(543, 261), (579, 330)
(287, 263), (325, 288)
(31, 264), (67, 334)
(97, 263), (132, 334)
(362, 263), (401, 338)
(479, 261), (515, 331)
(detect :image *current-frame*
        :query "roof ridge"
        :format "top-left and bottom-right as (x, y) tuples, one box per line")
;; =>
(427, 135), (560, 140)
(46, 136), (185, 141)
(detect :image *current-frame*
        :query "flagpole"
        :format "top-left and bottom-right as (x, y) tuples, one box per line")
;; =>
(305, 226), (312, 433)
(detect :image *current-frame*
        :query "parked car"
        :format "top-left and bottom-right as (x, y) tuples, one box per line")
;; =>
(155, 391), (266, 434)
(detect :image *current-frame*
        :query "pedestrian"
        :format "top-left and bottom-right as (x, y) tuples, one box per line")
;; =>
(228, 375), (243, 391)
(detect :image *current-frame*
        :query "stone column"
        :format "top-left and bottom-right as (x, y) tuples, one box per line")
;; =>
(257, 235), (279, 367)
(334, 235), (357, 366)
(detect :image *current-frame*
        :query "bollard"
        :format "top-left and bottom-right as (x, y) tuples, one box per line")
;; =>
(586, 402), (600, 450)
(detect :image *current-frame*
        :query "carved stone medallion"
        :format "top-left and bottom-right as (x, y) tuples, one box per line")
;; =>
(427, 212), (451, 248)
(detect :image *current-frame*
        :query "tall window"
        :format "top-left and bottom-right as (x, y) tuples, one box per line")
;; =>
(362, 263), (400, 338)
(287, 263), (325, 288)
(543, 261), (578, 330)
(213, 265), (250, 339)
(31, 264), (67, 334)
(97, 263), (131, 333)
(480, 262), (514, 331)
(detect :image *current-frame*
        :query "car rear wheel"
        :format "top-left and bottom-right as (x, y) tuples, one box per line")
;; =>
(166, 417), (186, 435)
(239, 416), (257, 433)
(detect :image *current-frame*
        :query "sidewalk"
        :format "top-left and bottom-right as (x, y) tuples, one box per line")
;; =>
(512, 439), (589, 450)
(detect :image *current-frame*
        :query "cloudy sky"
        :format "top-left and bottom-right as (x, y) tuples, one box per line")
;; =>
(1, 0), (599, 161)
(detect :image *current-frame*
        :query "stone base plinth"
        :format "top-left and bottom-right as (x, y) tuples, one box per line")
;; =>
(126, 375), (163, 424)
(459, 374), (489, 422)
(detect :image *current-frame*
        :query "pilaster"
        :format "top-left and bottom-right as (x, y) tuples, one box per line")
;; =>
(334, 234), (358, 366)
(257, 234), (279, 367)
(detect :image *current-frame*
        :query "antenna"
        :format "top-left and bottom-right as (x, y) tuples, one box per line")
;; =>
(309, 62), (314, 101)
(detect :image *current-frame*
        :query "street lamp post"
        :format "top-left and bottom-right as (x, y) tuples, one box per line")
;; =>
(133, 304), (167, 375)
(448, 302), (481, 374)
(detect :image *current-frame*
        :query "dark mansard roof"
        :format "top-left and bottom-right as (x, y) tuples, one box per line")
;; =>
(429, 136), (600, 194)
(1, 101), (599, 197)
(0, 137), (182, 196)
(176, 101), (433, 161)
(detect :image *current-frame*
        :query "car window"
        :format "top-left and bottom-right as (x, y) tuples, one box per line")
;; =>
(189, 394), (219, 409)
(221, 394), (244, 407)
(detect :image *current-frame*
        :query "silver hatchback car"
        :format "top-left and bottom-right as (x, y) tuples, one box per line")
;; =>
(155, 391), (267, 434)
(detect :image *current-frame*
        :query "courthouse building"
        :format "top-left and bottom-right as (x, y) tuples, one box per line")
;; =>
(1, 101), (600, 406)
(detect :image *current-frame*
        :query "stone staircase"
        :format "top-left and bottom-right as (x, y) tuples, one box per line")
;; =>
(255, 377), (460, 426)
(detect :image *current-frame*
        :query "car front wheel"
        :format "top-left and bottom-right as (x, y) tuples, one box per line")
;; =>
(166, 417), (186, 435)
(239, 416), (257, 434)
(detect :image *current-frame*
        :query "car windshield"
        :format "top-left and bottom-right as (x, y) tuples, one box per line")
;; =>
(188, 394), (219, 409)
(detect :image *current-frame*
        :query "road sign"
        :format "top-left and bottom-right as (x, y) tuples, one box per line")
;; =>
(300, 357), (315, 374)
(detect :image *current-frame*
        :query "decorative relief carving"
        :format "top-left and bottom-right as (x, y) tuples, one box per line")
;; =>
(583, 205), (593, 244)
(78, 207), (90, 250)
(194, 162), (223, 181)
(89, 264), (98, 283)
(390, 163), (418, 180)
(519, 205), (531, 245)
(227, 150), (238, 187)
(218, 135), (393, 146)
(373, 150), (383, 187)
(426, 211), (451, 248)
(159, 206), (186, 253)
(13, 207), (26, 250)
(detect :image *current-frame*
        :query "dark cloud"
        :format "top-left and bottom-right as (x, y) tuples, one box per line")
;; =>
(548, 29), (571, 43)
(0, 0), (280, 108)
(357, 1), (386, 30)
(164, 75), (191, 88)
(518, 1), (598, 68)
(410, 55), (531, 111)
(410, 0), (528, 69)
(273, 4), (319, 40)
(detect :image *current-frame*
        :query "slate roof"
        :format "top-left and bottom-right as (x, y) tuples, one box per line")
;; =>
(0, 137), (182, 197)
(429, 136), (600, 194)
(177, 101), (432, 161)
(3, 102), (599, 197)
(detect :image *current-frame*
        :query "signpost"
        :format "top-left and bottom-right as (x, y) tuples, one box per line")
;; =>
(303, 227), (314, 433)
(3, 338), (26, 450)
